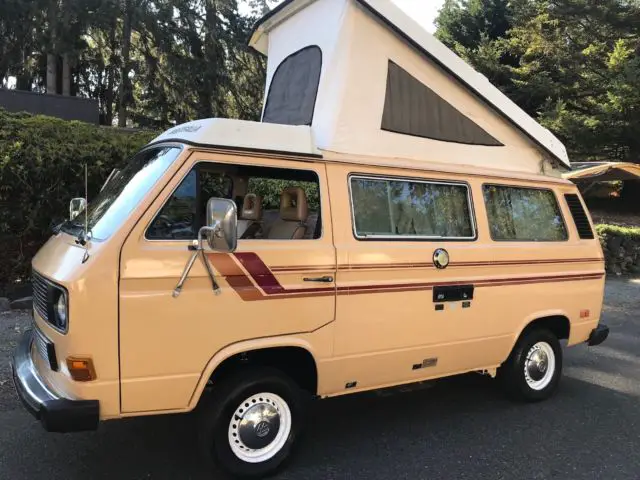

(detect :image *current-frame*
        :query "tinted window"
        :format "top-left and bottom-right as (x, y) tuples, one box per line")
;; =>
(483, 185), (567, 241)
(147, 168), (232, 240)
(350, 176), (474, 239)
(262, 46), (322, 126)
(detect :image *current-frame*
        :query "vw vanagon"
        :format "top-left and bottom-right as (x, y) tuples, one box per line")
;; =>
(12, 0), (609, 477)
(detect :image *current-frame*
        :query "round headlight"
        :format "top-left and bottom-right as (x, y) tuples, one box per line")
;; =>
(56, 294), (68, 329)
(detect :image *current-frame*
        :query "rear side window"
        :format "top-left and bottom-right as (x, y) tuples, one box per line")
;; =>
(564, 193), (595, 239)
(350, 176), (475, 240)
(483, 185), (567, 241)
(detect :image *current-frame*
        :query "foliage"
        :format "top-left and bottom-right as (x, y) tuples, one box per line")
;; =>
(0, 0), (273, 127)
(595, 223), (640, 241)
(435, 0), (640, 163)
(0, 108), (156, 291)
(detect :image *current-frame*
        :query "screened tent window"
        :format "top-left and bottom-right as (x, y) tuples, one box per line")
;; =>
(350, 176), (474, 239)
(262, 46), (322, 126)
(483, 185), (568, 241)
(381, 61), (503, 146)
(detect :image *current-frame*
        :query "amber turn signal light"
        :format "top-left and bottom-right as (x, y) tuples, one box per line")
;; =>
(66, 357), (97, 382)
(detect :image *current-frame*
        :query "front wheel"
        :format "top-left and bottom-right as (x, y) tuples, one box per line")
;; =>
(198, 368), (306, 478)
(497, 328), (563, 402)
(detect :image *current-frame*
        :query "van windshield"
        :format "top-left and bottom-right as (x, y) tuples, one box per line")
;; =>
(61, 146), (181, 241)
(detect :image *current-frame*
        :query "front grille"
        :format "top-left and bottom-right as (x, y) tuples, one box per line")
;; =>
(33, 327), (58, 371)
(32, 271), (50, 321)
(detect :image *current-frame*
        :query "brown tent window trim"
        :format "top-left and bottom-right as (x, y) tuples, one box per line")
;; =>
(381, 61), (503, 147)
(262, 45), (323, 127)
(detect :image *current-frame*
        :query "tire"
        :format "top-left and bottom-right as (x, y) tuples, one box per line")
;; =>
(497, 328), (563, 402)
(198, 367), (306, 478)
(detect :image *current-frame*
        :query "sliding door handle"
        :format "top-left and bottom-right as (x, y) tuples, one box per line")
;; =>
(303, 276), (334, 283)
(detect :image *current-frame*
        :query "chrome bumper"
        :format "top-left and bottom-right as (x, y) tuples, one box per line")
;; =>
(11, 329), (99, 432)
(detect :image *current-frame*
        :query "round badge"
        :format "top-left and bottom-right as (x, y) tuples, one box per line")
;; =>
(433, 248), (450, 269)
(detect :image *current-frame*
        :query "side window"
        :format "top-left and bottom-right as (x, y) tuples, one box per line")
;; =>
(483, 185), (568, 241)
(146, 167), (232, 240)
(350, 176), (475, 239)
(146, 162), (321, 240)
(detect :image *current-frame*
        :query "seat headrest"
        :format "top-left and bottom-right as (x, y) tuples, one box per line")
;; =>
(280, 187), (308, 222)
(240, 194), (263, 221)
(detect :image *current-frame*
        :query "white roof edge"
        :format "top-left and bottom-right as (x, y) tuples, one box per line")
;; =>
(249, 0), (571, 169)
(148, 118), (321, 157)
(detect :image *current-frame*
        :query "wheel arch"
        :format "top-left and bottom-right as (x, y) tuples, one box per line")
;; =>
(188, 337), (319, 410)
(511, 311), (571, 355)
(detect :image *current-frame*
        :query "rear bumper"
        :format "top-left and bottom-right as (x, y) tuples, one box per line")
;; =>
(11, 329), (99, 432)
(588, 324), (610, 347)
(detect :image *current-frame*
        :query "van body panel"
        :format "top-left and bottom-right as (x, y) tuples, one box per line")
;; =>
(118, 152), (336, 412)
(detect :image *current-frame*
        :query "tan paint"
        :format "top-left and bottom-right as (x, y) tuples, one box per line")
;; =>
(29, 145), (605, 420)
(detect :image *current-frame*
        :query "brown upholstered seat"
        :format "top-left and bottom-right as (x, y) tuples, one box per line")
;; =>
(237, 194), (263, 239)
(266, 187), (309, 239)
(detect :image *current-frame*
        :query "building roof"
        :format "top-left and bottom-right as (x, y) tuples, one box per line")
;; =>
(564, 162), (640, 182)
(250, 0), (570, 170)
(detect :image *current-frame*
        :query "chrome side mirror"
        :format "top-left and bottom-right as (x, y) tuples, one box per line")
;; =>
(203, 198), (237, 252)
(69, 198), (87, 220)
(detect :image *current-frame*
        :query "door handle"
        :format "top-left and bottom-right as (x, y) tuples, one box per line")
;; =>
(303, 276), (334, 283)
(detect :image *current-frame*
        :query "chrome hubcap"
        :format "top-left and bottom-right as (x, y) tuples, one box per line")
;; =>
(524, 342), (556, 391)
(237, 402), (280, 450)
(228, 393), (292, 463)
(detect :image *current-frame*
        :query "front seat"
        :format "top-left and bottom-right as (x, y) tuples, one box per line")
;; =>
(266, 187), (308, 239)
(237, 193), (263, 239)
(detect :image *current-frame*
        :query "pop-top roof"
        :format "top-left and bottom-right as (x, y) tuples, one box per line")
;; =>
(250, 0), (570, 171)
(149, 118), (320, 156)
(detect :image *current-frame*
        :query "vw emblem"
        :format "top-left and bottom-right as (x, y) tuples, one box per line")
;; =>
(255, 421), (270, 438)
(433, 248), (450, 269)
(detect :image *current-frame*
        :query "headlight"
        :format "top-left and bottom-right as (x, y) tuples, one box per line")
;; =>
(55, 293), (68, 330)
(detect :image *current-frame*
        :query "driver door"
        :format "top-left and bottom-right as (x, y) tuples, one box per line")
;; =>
(118, 152), (336, 413)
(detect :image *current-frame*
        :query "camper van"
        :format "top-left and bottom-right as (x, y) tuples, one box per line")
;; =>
(12, 0), (609, 477)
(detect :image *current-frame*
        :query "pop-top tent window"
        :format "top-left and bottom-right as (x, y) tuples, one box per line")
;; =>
(381, 61), (503, 147)
(262, 46), (322, 126)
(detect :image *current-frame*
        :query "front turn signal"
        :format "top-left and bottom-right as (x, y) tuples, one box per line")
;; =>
(66, 357), (97, 382)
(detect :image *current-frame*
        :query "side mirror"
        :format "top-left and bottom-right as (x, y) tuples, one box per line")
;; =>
(204, 198), (237, 252)
(69, 198), (87, 220)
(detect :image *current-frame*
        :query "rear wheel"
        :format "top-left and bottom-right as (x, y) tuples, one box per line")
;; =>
(497, 328), (563, 402)
(198, 368), (306, 478)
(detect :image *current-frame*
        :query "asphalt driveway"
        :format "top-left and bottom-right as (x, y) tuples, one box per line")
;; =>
(0, 277), (638, 479)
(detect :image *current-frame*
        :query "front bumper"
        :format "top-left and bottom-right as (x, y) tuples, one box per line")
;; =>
(588, 324), (610, 347)
(11, 329), (99, 432)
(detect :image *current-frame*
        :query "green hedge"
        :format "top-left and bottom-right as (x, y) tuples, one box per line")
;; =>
(595, 224), (640, 241)
(0, 109), (156, 294)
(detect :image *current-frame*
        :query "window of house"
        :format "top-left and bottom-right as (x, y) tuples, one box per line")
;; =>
(146, 163), (321, 240)
(262, 46), (322, 126)
(483, 185), (568, 241)
(350, 176), (475, 239)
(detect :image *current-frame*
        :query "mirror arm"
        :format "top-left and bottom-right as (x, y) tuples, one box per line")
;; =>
(198, 226), (221, 294)
(172, 226), (221, 298)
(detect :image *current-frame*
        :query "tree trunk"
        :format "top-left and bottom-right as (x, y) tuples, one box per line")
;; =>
(62, 53), (71, 96)
(46, 0), (58, 94)
(46, 54), (57, 94)
(118, 0), (133, 128)
(105, 20), (118, 125)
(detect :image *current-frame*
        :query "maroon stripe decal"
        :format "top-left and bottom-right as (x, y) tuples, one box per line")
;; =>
(234, 252), (286, 294)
